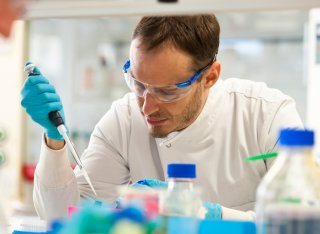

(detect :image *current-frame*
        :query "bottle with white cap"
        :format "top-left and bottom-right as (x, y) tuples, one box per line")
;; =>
(160, 163), (201, 217)
(255, 128), (320, 234)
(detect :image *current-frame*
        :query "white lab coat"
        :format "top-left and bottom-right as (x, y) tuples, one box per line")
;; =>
(33, 78), (303, 221)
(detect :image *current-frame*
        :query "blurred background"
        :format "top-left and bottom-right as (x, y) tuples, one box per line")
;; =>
(0, 0), (319, 217)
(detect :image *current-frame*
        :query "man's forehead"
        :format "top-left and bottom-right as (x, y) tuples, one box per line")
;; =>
(130, 39), (194, 73)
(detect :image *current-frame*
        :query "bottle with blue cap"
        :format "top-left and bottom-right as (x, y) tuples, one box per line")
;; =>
(160, 163), (201, 217)
(255, 128), (320, 234)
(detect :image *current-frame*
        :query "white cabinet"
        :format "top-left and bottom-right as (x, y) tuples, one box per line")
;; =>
(0, 21), (26, 213)
(306, 9), (320, 163)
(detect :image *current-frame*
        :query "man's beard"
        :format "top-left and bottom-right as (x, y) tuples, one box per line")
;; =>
(148, 85), (203, 138)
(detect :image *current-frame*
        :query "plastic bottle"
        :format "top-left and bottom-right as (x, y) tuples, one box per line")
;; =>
(255, 128), (320, 234)
(160, 163), (201, 217)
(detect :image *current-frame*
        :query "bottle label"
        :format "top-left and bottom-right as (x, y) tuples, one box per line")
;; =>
(160, 189), (202, 217)
(262, 205), (320, 234)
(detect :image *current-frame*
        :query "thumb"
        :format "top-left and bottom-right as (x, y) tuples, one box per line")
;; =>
(25, 61), (42, 76)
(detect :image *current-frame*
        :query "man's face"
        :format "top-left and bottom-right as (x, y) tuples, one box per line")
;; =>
(130, 39), (214, 138)
(0, 0), (25, 38)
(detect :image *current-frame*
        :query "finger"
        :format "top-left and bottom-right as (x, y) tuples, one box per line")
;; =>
(25, 62), (42, 76)
(23, 75), (49, 87)
(26, 102), (63, 115)
(31, 83), (56, 95)
(31, 66), (42, 75)
(144, 179), (167, 187)
(21, 83), (56, 98)
(21, 93), (61, 106)
(130, 183), (152, 190)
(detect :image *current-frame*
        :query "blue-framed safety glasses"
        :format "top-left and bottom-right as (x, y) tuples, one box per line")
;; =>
(123, 58), (215, 103)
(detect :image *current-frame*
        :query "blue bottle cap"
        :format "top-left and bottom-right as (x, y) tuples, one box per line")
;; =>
(279, 128), (314, 146)
(167, 163), (196, 178)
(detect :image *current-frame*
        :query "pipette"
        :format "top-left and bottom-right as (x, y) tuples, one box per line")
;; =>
(24, 63), (97, 196)
(245, 152), (278, 161)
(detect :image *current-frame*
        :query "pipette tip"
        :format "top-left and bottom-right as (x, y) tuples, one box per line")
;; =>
(83, 169), (97, 196)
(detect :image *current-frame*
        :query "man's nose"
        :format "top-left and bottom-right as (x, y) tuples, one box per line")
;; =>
(141, 91), (160, 116)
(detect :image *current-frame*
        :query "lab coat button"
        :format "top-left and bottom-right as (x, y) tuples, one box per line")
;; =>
(166, 143), (171, 148)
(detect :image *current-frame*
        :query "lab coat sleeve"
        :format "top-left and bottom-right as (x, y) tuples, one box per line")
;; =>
(216, 91), (303, 221)
(222, 207), (256, 220)
(73, 99), (131, 204)
(225, 94), (303, 221)
(197, 205), (255, 221)
(33, 134), (80, 221)
(33, 96), (132, 220)
(260, 94), (303, 169)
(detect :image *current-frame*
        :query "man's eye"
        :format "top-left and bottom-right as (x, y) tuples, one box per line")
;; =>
(156, 88), (178, 95)
(134, 80), (145, 91)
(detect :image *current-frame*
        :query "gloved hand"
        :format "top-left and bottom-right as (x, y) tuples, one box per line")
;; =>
(21, 64), (66, 140)
(131, 178), (168, 189)
(131, 178), (222, 220)
(202, 201), (222, 220)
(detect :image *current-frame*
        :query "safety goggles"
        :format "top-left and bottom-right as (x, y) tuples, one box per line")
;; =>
(123, 58), (215, 103)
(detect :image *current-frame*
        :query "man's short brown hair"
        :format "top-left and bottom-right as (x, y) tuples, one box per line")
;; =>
(133, 15), (220, 70)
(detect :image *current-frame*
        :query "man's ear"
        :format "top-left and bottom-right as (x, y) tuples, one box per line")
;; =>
(203, 61), (221, 88)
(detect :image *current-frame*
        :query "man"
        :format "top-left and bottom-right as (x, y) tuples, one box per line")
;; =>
(0, 0), (25, 38)
(21, 15), (302, 221)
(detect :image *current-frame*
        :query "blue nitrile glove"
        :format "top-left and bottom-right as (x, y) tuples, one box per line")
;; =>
(202, 201), (222, 220)
(21, 64), (66, 140)
(131, 179), (222, 220)
(132, 178), (168, 189)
